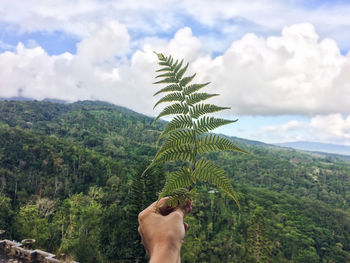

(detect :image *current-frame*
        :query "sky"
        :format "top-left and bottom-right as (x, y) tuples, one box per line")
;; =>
(1, 0), (350, 145)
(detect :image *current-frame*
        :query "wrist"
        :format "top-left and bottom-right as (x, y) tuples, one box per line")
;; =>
(149, 243), (181, 263)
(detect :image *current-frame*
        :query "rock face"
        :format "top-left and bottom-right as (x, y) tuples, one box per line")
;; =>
(0, 240), (78, 263)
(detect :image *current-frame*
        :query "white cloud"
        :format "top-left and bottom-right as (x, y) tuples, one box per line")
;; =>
(181, 0), (350, 50)
(2, 0), (350, 52)
(0, 21), (131, 103)
(1, 23), (350, 116)
(191, 23), (349, 116)
(0, 23), (203, 115)
(114, 27), (204, 114)
(1, 22), (350, 145)
(76, 21), (130, 64)
(0, 0), (102, 36)
(258, 114), (350, 145)
(0, 0), (181, 37)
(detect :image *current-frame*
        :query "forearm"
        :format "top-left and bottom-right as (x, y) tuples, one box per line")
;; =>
(149, 244), (181, 263)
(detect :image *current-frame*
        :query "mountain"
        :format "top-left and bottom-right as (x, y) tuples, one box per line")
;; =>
(276, 141), (350, 156)
(0, 96), (68, 104)
(0, 100), (349, 262)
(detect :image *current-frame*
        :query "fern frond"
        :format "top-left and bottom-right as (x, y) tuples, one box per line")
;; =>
(153, 77), (178, 84)
(190, 104), (230, 119)
(159, 61), (170, 66)
(144, 149), (193, 176)
(159, 168), (192, 198)
(153, 144), (194, 163)
(147, 52), (247, 208)
(156, 67), (172, 72)
(179, 74), (196, 87)
(154, 51), (165, 61)
(193, 158), (239, 207)
(187, 93), (219, 106)
(155, 72), (176, 78)
(194, 117), (237, 133)
(153, 84), (182, 96)
(176, 63), (189, 79)
(166, 55), (173, 65)
(154, 92), (185, 109)
(154, 103), (189, 123)
(198, 134), (248, 154)
(174, 60), (184, 73)
(157, 129), (194, 156)
(161, 188), (194, 208)
(184, 82), (210, 95)
(171, 59), (179, 70)
(157, 115), (193, 145)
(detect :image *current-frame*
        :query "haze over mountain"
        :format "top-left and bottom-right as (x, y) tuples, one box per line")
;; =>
(276, 141), (350, 156)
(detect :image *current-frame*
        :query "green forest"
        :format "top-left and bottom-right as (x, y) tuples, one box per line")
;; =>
(0, 100), (349, 262)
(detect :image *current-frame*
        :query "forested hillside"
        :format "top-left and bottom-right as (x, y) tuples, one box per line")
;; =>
(0, 100), (349, 262)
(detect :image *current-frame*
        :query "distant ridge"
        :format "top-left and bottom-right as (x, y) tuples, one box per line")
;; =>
(0, 96), (34, 101)
(2, 97), (349, 157)
(0, 96), (68, 104)
(275, 141), (350, 156)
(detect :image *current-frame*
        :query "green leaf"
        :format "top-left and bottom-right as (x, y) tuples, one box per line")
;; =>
(157, 129), (194, 155)
(153, 77), (178, 84)
(176, 63), (189, 79)
(174, 59), (184, 73)
(157, 115), (193, 144)
(179, 74), (196, 87)
(154, 51), (165, 60)
(161, 188), (194, 208)
(167, 56), (174, 65)
(153, 84), (182, 96)
(147, 52), (247, 208)
(187, 93), (219, 106)
(190, 104), (230, 119)
(159, 168), (192, 198)
(159, 61), (170, 66)
(154, 92), (185, 109)
(184, 82), (210, 95)
(194, 116), (237, 133)
(153, 144), (194, 163)
(197, 134), (248, 154)
(156, 67), (172, 72)
(171, 59), (179, 71)
(153, 103), (189, 123)
(193, 158), (240, 207)
(144, 148), (193, 176)
(155, 72), (176, 78)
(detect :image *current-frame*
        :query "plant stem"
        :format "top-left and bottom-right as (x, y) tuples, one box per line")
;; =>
(178, 80), (197, 173)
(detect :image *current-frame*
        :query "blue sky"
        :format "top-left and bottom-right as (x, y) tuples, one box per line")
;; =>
(0, 29), (79, 54)
(1, 0), (350, 145)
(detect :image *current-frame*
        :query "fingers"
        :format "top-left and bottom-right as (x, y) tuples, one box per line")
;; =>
(184, 222), (189, 231)
(158, 204), (175, 216)
(184, 199), (193, 214)
(157, 197), (170, 207)
(176, 199), (192, 217)
(138, 226), (143, 237)
(138, 226), (144, 247)
(157, 198), (193, 219)
(138, 197), (192, 227)
(138, 197), (169, 221)
(169, 201), (192, 221)
(148, 197), (169, 213)
(138, 225), (150, 255)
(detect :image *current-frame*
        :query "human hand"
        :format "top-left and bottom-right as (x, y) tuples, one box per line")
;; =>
(138, 198), (192, 263)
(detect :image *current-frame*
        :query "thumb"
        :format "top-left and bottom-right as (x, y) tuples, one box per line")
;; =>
(171, 199), (192, 219)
